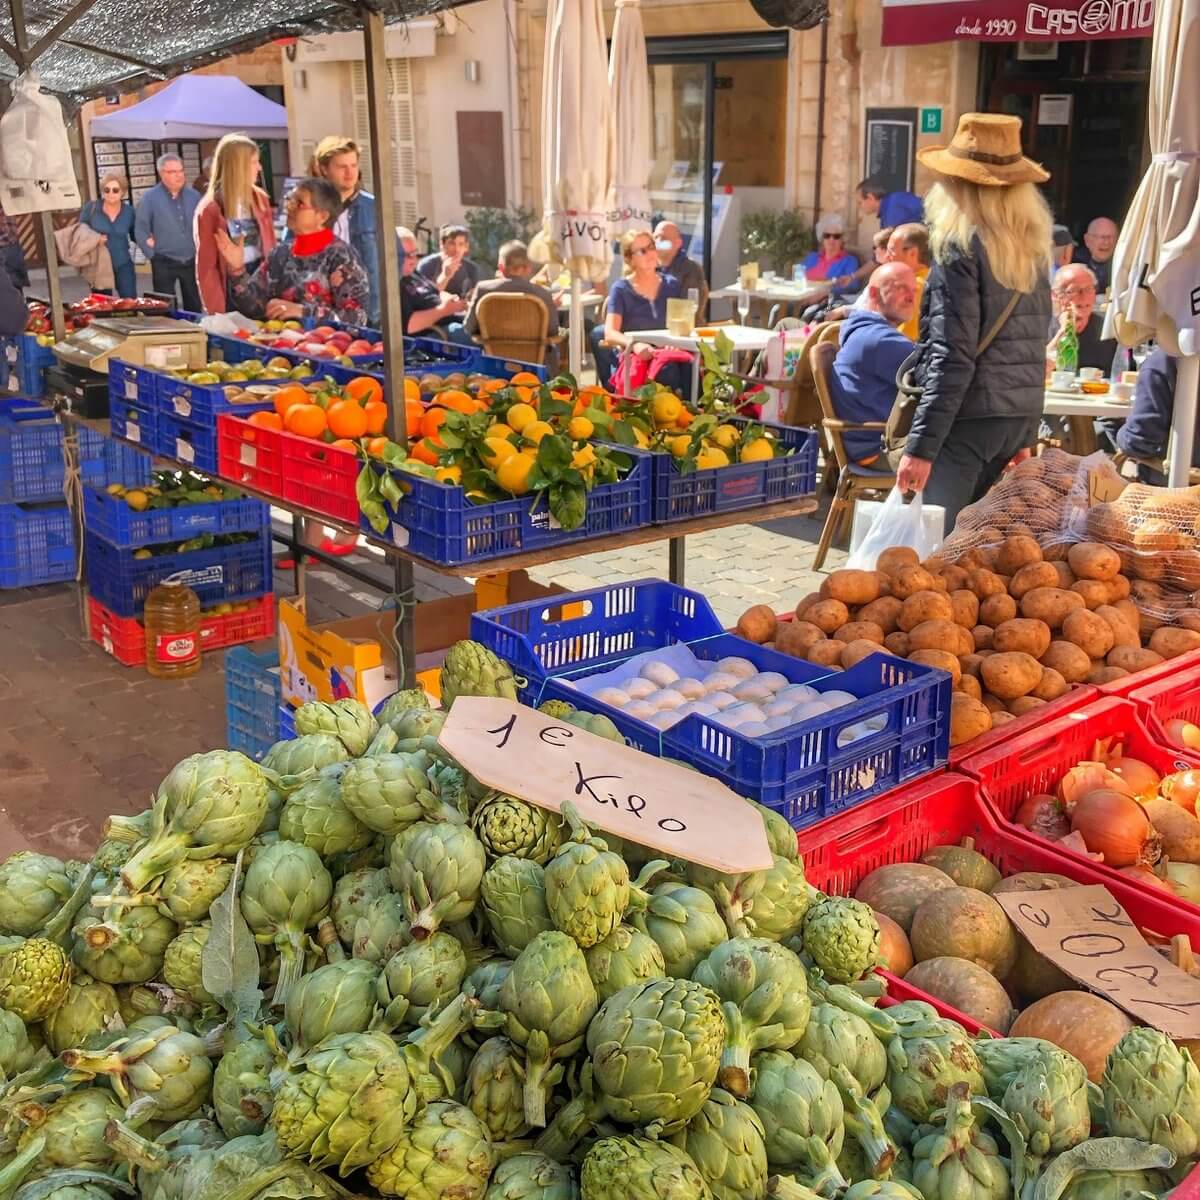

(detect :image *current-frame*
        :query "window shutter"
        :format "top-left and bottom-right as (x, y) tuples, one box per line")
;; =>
(351, 58), (419, 226)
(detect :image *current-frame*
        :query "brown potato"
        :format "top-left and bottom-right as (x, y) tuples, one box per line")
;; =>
(794, 592), (822, 620)
(1020, 587), (1086, 630)
(938, 565), (971, 592)
(979, 593), (1017, 627)
(874, 571), (894, 598)
(993, 618), (1052, 659)
(950, 590), (980, 629)
(1062, 608), (1115, 659)
(1009, 696), (1046, 716)
(890, 565), (937, 600)
(1068, 542), (1121, 581)
(960, 653), (988, 679)
(807, 639), (847, 668)
(982, 692), (1007, 714)
(1040, 640), (1092, 684)
(834, 620), (885, 646)
(973, 625), (995, 651)
(1108, 575), (1132, 602)
(1071, 580), (1111, 609)
(996, 535), (1043, 575)
(842, 639), (883, 669)
(884, 631), (910, 657)
(991, 710), (1017, 729)
(736, 604), (778, 645)
(1095, 604), (1139, 649)
(1009, 561), (1060, 600)
(908, 619), (973, 657)
(775, 620), (826, 658)
(958, 548), (987, 571)
(1049, 561), (1077, 590)
(1031, 667), (1068, 701)
(951, 692), (993, 746)
(967, 569), (1007, 599)
(957, 673), (983, 701)
(1042, 541), (1070, 563)
(824, 569), (882, 608)
(877, 546), (919, 576)
(1106, 645), (1164, 674)
(858, 597), (903, 635)
(929, 575), (949, 592)
(898, 590), (955, 632)
(1088, 665), (1130, 684)
(1150, 626), (1200, 660)
(981, 651), (1043, 701)
(910, 648), (962, 685)
(805, 599), (850, 635)
(1178, 609), (1200, 633)
(1113, 598), (1140, 629)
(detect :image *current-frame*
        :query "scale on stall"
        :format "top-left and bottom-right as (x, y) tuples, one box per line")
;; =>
(48, 316), (208, 417)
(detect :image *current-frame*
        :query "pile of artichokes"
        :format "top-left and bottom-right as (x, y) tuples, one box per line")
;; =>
(0, 639), (1193, 1200)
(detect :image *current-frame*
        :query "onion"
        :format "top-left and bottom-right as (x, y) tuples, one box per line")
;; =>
(1059, 762), (1135, 806)
(1161, 769), (1200, 814)
(1118, 864), (1175, 894)
(1106, 755), (1161, 802)
(1166, 718), (1200, 752)
(1015, 793), (1070, 841)
(1070, 787), (1161, 866)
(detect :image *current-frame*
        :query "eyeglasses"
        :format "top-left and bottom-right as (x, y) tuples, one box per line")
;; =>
(1055, 285), (1096, 299)
(102, 186), (121, 194)
(823, 232), (844, 240)
(286, 194), (315, 210)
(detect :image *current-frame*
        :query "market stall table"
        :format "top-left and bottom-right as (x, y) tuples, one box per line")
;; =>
(1043, 388), (1131, 455)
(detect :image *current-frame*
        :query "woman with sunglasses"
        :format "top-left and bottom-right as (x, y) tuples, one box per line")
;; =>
(800, 215), (860, 296)
(214, 176), (367, 326)
(81, 174), (137, 298)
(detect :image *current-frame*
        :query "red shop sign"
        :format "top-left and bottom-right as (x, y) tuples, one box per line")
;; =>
(881, 0), (1153, 44)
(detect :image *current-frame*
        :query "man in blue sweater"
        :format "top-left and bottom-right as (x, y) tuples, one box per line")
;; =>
(134, 154), (201, 311)
(829, 262), (917, 466)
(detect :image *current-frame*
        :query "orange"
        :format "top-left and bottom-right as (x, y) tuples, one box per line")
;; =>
(433, 388), (477, 415)
(285, 403), (328, 439)
(496, 452), (536, 495)
(406, 399), (425, 439)
(327, 399), (370, 440)
(479, 378), (508, 395)
(272, 384), (309, 418)
(330, 438), (359, 453)
(363, 401), (388, 435)
(435, 464), (462, 484)
(345, 376), (383, 406)
(366, 436), (390, 458)
(522, 420), (553, 444)
(510, 371), (541, 387)
(512, 385), (535, 404)
(248, 410), (283, 431)
(675, 408), (693, 429)
(421, 407), (448, 440)
(403, 376), (421, 404)
(411, 438), (441, 466)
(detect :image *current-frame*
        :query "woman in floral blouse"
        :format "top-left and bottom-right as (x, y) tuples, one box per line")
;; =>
(214, 177), (368, 325)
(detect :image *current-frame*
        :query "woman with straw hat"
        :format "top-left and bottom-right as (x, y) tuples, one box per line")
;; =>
(895, 113), (1053, 530)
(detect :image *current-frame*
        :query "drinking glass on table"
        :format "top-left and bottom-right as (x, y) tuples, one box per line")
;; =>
(737, 291), (751, 325)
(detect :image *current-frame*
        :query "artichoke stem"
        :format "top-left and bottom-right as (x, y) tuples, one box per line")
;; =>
(767, 1175), (826, 1200)
(271, 944), (306, 1010)
(42, 864), (97, 947)
(0, 1134), (45, 1193)
(239, 1094), (268, 1120)
(104, 1119), (170, 1170)
(717, 1001), (752, 1099)
(103, 814), (148, 845)
(522, 1056), (555, 1129)
(804, 1152), (849, 1200)
(59, 1047), (123, 1076)
(120, 834), (191, 895)
(316, 919), (344, 962)
(532, 1093), (591, 1160)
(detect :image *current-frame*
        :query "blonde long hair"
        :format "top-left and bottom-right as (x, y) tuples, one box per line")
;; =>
(925, 177), (1053, 293)
(208, 133), (260, 216)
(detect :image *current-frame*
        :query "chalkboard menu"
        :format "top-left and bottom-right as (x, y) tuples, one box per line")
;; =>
(863, 107), (917, 195)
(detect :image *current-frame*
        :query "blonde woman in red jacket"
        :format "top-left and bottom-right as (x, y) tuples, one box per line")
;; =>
(193, 133), (276, 313)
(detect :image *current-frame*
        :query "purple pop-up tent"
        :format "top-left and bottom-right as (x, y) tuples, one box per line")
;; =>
(88, 75), (288, 141)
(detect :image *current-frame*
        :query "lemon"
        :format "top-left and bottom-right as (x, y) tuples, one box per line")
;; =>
(713, 424), (740, 450)
(740, 438), (775, 462)
(435, 465), (463, 485)
(668, 435), (692, 459)
(572, 445), (597, 471)
(633, 427), (650, 449)
(496, 453), (536, 496)
(506, 402), (538, 432)
(124, 490), (149, 512)
(105, 483), (125, 497)
(567, 416), (594, 441)
(485, 422), (514, 440)
(132, 549), (153, 560)
(522, 421), (554, 444)
(481, 437), (518, 468)
(696, 447), (730, 470)
(652, 393), (683, 427)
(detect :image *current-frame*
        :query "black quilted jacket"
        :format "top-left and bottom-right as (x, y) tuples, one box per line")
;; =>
(905, 236), (1051, 462)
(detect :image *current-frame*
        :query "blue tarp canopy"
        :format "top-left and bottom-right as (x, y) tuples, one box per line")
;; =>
(87, 75), (287, 140)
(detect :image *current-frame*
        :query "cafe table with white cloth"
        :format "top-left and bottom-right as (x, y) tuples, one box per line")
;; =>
(631, 324), (774, 399)
(1043, 386), (1131, 455)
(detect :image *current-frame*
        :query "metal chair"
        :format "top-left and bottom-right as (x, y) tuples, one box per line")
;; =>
(809, 340), (896, 571)
(473, 292), (564, 366)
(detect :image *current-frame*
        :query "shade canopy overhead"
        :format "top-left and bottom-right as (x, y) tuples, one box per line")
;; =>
(88, 74), (287, 139)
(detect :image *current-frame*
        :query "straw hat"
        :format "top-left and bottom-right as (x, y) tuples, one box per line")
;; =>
(917, 113), (1049, 187)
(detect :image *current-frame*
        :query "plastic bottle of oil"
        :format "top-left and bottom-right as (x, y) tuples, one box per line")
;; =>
(143, 580), (202, 679)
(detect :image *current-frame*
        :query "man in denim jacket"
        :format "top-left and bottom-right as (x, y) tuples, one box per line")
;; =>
(311, 136), (379, 326)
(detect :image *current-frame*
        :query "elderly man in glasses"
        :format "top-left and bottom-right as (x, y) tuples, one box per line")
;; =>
(1047, 263), (1117, 373)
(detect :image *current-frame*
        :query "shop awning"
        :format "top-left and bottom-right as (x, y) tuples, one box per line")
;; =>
(88, 75), (288, 140)
(881, 0), (1153, 44)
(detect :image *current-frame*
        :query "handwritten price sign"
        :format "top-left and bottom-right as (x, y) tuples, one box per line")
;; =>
(995, 884), (1200, 1040)
(438, 698), (773, 874)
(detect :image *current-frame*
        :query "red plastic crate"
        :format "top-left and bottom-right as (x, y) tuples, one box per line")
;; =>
(88, 594), (276, 667)
(1118, 651), (1200, 748)
(1096, 647), (1200, 700)
(279, 430), (359, 524)
(217, 414), (283, 497)
(948, 686), (1098, 765)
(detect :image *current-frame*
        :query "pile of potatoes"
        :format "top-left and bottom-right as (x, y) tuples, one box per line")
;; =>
(735, 534), (1200, 748)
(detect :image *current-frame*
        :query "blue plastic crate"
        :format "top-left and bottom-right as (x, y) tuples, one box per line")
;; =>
(225, 645), (283, 761)
(109, 360), (160, 407)
(0, 502), (75, 588)
(155, 365), (274, 423)
(652, 418), (818, 522)
(470, 579), (723, 701)
(85, 526), (272, 617)
(154, 410), (219, 473)
(84, 485), (269, 549)
(209, 335), (367, 389)
(14, 335), (55, 398)
(369, 445), (652, 567)
(108, 377), (157, 449)
(537, 641), (951, 830)
(279, 703), (296, 740)
(0, 399), (71, 502)
(99, 437), (153, 489)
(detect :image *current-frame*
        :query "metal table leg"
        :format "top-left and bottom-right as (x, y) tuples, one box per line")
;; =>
(669, 536), (686, 585)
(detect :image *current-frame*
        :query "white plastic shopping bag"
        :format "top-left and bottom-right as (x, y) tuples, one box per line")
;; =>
(0, 73), (81, 214)
(846, 487), (944, 570)
(759, 327), (808, 424)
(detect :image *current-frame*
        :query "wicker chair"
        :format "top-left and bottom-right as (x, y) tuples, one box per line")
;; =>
(472, 292), (564, 366)
(809, 340), (896, 571)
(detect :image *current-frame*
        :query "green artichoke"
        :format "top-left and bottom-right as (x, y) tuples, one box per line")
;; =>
(351, 893), (409, 964)
(0, 937), (71, 1019)
(271, 1029), (418, 1174)
(466, 1036), (529, 1143)
(120, 751), (272, 893)
(561, 710), (622, 742)
(330, 866), (390, 946)
(375, 689), (432, 726)
(341, 750), (465, 837)
(538, 700), (576, 720)
(239, 839), (332, 1008)
(842, 1183), (923, 1200)
(630, 881), (728, 978)
(798, 999), (888, 1095)
(579, 1136), (711, 1200)
(325, 838), (385, 879)
(880, 1001), (985, 1123)
(284, 958), (380, 1052)
(485, 1152), (578, 1200)
(72, 900), (177, 985)
(693, 937), (811, 1098)
(440, 640), (518, 708)
(366, 1099), (495, 1199)
(802, 897), (880, 984)
(262, 733), (349, 777)
(751, 799), (801, 863)
(162, 922), (214, 1006)
(0, 851), (72, 935)
(159, 858), (234, 924)
(42, 973), (120, 1056)
(17, 1088), (123, 1171)
(675, 1087), (768, 1200)
(584, 923), (666, 1002)
(473, 794), (565, 863)
(1002, 1044), (1091, 1169)
(1032, 1138), (1174, 1200)
(212, 1034), (274, 1137)
(0, 1004), (37, 1076)
(277, 762), (373, 858)
(751, 1050), (847, 1196)
(499, 930), (598, 1127)
(390, 819), (486, 941)
(974, 1036), (1065, 1101)
(294, 698), (379, 757)
(480, 856), (555, 959)
(380, 931), (467, 1028)
(910, 1083), (1009, 1200)
(61, 1023), (213, 1122)
(465, 958), (513, 1009)
(1102, 1026), (1200, 1158)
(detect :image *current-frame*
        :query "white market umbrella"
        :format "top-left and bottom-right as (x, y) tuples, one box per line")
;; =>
(608, 0), (653, 238)
(1104, 0), (1200, 483)
(541, 0), (612, 376)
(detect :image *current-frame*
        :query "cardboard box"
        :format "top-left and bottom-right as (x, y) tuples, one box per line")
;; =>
(278, 572), (562, 709)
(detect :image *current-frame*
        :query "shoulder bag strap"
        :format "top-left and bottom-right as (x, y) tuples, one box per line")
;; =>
(976, 289), (1022, 357)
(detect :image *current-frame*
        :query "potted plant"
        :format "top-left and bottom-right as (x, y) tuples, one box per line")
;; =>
(739, 208), (814, 275)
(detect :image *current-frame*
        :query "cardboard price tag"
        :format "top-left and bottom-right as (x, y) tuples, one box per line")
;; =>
(995, 884), (1200, 1039)
(1087, 462), (1127, 507)
(438, 697), (774, 874)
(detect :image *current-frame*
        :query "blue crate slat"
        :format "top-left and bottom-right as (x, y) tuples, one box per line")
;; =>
(84, 486), (269, 549)
(225, 645), (283, 761)
(0, 502), (75, 588)
(14, 335), (55, 398)
(153, 410), (220, 474)
(278, 703), (296, 740)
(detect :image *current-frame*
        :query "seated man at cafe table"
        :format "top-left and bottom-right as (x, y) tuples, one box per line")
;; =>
(397, 225), (469, 342)
(1114, 350), (1195, 485)
(1074, 216), (1119, 293)
(829, 262), (917, 467)
(654, 220), (707, 311)
(1047, 263), (1117, 373)
(417, 223), (482, 300)
(886, 222), (930, 341)
(464, 239), (560, 372)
